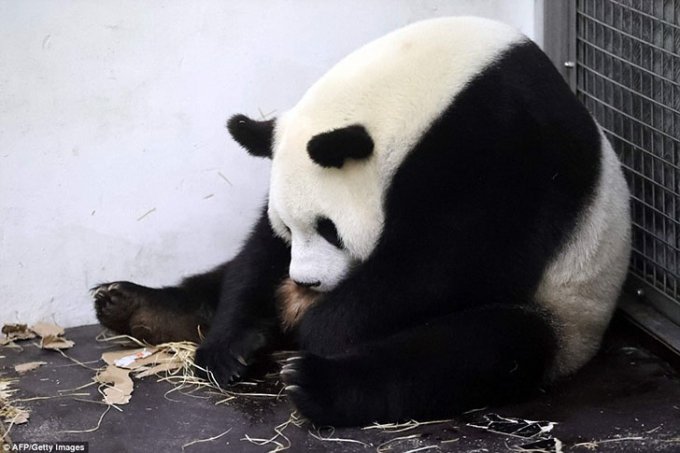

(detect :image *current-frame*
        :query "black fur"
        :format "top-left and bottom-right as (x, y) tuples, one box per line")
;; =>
(226, 114), (275, 158)
(94, 40), (602, 425)
(192, 205), (291, 382)
(307, 124), (374, 168)
(315, 217), (343, 249)
(283, 305), (556, 426)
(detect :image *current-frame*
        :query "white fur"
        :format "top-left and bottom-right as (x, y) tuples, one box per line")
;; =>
(535, 129), (631, 377)
(289, 233), (355, 292)
(268, 17), (523, 290)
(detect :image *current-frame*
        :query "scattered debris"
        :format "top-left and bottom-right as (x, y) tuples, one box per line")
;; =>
(14, 362), (47, 374)
(400, 446), (441, 453)
(181, 427), (232, 451)
(364, 418), (455, 433)
(95, 333), (288, 406)
(241, 411), (304, 452)
(102, 348), (154, 369)
(467, 413), (561, 452)
(40, 336), (75, 350)
(96, 365), (134, 405)
(376, 434), (421, 453)
(30, 322), (64, 338)
(1, 322), (74, 350)
(1, 324), (36, 342)
(31, 322), (75, 350)
(95, 346), (184, 405)
(59, 405), (111, 434)
(516, 438), (564, 452)
(645, 425), (662, 434)
(136, 207), (156, 221)
(468, 413), (555, 439)
(7, 326), (676, 453)
(257, 107), (277, 120)
(573, 436), (645, 450)
(0, 379), (30, 431)
(217, 171), (233, 186)
(1, 420), (11, 449)
(31, 322), (75, 349)
(309, 426), (370, 447)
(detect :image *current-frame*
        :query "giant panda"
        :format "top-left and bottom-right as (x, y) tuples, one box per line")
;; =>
(93, 17), (632, 426)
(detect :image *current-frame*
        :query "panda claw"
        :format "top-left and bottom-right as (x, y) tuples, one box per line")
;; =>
(285, 356), (302, 363)
(285, 385), (301, 393)
(280, 368), (296, 379)
(236, 355), (248, 367)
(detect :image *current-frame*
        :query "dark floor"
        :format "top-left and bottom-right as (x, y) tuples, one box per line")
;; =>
(2, 318), (680, 453)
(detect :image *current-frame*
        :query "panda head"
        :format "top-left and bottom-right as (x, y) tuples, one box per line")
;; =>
(227, 114), (383, 292)
(226, 17), (524, 291)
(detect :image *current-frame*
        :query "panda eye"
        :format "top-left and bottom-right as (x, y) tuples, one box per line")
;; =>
(316, 217), (343, 249)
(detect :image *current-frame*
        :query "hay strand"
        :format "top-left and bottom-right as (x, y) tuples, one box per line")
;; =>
(58, 405), (111, 434)
(181, 427), (232, 451)
(363, 418), (455, 433)
(309, 426), (370, 447)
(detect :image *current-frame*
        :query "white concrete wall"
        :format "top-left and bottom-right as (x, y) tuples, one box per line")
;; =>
(0, 0), (539, 328)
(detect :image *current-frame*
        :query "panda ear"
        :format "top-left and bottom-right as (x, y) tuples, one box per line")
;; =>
(226, 114), (275, 158)
(307, 125), (374, 169)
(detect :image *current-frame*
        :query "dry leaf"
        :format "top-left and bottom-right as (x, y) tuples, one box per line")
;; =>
(1, 324), (36, 341)
(96, 365), (133, 405)
(30, 322), (65, 338)
(14, 361), (47, 374)
(6, 407), (30, 425)
(26, 322), (74, 350)
(0, 379), (30, 425)
(40, 335), (74, 350)
(94, 339), (201, 408)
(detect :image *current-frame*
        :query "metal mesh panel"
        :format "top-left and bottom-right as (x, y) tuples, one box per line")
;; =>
(575, 0), (680, 322)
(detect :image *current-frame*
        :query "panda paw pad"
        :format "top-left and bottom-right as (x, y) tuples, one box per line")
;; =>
(92, 282), (143, 333)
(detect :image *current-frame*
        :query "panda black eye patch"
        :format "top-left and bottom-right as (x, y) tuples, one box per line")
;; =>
(307, 124), (374, 168)
(315, 217), (343, 249)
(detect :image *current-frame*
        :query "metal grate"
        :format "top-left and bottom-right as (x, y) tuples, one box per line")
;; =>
(575, 0), (680, 325)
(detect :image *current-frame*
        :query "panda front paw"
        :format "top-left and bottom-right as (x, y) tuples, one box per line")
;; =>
(92, 282), (144, 334)
(194, 330), (267, 387)
(281, 354), (360, 427)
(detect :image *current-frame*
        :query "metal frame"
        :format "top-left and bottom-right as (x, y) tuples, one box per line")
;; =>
(544, 0), (680, 353)
(543, 0), (577, 90)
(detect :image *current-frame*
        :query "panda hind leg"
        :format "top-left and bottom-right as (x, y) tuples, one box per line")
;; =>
(282, 304), (557, 427)
(93, 264), (225, 344)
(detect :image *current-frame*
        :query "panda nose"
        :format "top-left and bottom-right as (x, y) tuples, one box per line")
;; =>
(294, 280), (321, 288)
